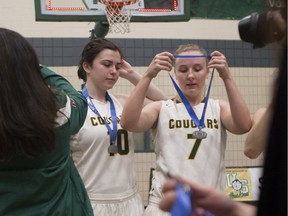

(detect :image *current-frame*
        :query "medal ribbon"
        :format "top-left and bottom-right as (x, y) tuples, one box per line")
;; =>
(82, 86), (118, 146)
(174, 55), (211, 59)
(171, 183), (192, 216)
(169, 60), (215, 130)
(171, 182), (214, 216)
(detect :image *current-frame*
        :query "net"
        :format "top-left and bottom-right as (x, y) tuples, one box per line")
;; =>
(99, 0), (138, 34)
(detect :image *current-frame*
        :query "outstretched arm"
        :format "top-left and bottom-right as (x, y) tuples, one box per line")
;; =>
(244, 107), (271, 159)
(159, 177), (256, 216)
(209, 51), (252, 134)
(41, 65), (88, 134)
(120, 52), (173, 132)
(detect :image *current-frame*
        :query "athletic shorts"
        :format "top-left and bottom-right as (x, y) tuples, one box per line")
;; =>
(90, 192), (144, 216)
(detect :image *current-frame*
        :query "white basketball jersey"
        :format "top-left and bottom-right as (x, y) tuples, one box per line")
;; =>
(70, 94), (137, 200)
(152, 98), (227, 192)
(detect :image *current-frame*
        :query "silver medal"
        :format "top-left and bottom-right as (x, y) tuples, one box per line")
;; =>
(192, 130), (207, 139)
(108, 144), (118, 154)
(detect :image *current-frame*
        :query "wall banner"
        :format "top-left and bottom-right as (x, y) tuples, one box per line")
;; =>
(225, 166), (263, 201)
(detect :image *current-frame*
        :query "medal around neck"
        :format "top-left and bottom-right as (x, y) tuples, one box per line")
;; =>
(192, 130), (207, 139)
(108, 144), (118, 154)
(169, 69), (215, 141)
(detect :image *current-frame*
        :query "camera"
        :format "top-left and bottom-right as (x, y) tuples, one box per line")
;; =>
(238, 10), (284, 48)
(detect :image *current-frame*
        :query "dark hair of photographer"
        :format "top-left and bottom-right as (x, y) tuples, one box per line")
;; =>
(0, 28), (58, 160)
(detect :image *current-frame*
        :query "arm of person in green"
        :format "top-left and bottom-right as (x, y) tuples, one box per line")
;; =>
(40, 65), (93, 216)
(40, 65), (88, 134)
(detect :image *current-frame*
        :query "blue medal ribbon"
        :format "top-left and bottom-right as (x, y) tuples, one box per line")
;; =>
(82, 86), (118, 147)
(169, 68), (215, 130)
(171, 183), (192, 216)
(171, 182), (214, 216)
(174, 55), (211, 59)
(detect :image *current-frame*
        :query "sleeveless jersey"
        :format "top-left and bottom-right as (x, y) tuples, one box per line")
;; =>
(70, 94), (137, 201)
(151, 98), (227, 199)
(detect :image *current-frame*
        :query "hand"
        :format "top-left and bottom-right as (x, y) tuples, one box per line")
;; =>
(159, 176), (255, 216)
(145, 52), (174, 78)
(119, 59), (134, 79)
(208, 51), (231, 80)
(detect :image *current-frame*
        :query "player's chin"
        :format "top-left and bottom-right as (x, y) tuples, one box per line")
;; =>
(106, 80), (117, 88)
(185, 87), (198, 94)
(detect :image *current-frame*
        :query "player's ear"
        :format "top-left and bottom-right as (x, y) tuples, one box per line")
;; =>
(83, 62), (91, 74)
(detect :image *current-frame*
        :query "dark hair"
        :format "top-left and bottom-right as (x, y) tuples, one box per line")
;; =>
(0, 28), (57, 160)
(78, 38), (123, 82)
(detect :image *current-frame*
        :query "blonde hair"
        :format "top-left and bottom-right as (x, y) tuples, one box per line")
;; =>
(174, 43), (209, 64)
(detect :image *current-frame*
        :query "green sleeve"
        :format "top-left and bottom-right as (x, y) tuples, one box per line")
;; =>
(40, 65), (88, 134)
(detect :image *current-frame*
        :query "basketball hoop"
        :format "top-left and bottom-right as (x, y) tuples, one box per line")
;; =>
(99, 0), (138, 34)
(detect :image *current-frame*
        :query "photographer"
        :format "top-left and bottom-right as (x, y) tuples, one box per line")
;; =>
(243, 6), (287, 159)
(159, 6), (287, 216)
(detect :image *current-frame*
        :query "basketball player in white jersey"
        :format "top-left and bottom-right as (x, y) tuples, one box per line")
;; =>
(120, 44), (252, 216)
(70, 38), (169, 216)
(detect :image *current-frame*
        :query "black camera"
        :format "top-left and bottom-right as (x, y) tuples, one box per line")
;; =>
(238, 10), (284, 48)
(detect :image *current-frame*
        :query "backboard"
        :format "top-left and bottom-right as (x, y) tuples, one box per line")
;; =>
(34, 0), (190, 22)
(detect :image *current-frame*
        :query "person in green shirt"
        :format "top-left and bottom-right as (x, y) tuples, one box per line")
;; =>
(0, 27), (93, 216)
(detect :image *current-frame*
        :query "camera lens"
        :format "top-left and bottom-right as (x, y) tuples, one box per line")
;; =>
(238, 13), (261, 47)
(238, 11), (279, 48)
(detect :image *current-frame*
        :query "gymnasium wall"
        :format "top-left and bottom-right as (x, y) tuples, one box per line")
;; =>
(1, 0), (280, 206)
